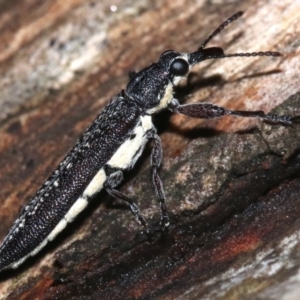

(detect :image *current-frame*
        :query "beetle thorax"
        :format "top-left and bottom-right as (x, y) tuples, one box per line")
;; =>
(146, 82), (174, 114)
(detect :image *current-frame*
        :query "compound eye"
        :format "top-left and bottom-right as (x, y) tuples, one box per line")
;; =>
(169, 58), (189, 76)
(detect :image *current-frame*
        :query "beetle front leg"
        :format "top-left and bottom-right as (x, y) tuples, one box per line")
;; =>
(169, 99), (299, 125)
(148, 131), (170, 231)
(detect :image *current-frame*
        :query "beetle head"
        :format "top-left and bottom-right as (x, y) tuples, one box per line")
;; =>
(159, 11), (281, 87)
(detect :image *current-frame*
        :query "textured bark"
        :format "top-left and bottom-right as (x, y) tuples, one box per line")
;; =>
(0, 0), (300, 299)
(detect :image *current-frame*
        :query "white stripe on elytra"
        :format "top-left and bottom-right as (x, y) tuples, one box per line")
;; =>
(107, 115), (154, 170)
(10, 169), (108, 269)
(10, 115), (154, 269)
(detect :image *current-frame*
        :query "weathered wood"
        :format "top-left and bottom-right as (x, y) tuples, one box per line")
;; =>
(0, 0), (300, 299)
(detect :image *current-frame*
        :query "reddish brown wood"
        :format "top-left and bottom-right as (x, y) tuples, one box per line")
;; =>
(0, 1), (300, 299)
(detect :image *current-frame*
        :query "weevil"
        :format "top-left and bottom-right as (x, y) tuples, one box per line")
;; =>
(0, 11), (298, 272)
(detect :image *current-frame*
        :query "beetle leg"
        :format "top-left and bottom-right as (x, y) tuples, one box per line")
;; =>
(169, 98), (299, 126)
(104, 170), (149, 234)
(148, 131), (170, 230)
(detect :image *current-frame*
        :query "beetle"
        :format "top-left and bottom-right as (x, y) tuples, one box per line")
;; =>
(0, 11), (298, 272)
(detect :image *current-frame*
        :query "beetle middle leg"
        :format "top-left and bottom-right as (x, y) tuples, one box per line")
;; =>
(148, 130), (170, 231)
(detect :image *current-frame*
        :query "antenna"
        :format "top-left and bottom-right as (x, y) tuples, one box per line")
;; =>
(199, 11), (244, 50)
(219, 51), (282, 58)
(191, 12), (282, 62)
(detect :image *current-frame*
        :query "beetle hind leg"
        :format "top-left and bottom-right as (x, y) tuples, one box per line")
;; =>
(104, 170), (150, 235)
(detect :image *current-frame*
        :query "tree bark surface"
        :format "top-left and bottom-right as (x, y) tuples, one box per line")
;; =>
(0, 1), (300, 299)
